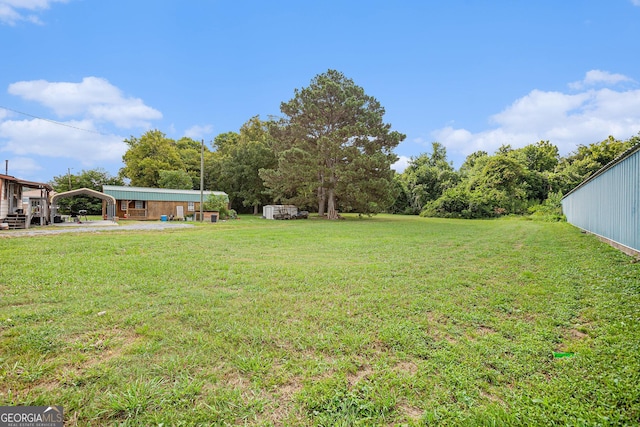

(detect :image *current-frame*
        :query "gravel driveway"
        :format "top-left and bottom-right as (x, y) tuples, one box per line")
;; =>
(0, 221), (194, 238)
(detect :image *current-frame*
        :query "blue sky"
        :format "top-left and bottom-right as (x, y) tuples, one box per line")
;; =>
(1, 0), (640, 183)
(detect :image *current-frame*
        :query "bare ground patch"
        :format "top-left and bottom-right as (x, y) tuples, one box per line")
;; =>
(396, 400), (424, 421)
(347, 363), (373, 387)
(394, 360), (419, 375)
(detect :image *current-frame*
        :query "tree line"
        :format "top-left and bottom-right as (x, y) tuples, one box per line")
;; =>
(392, 135), (638, 219)
(50, 70), (639, 219)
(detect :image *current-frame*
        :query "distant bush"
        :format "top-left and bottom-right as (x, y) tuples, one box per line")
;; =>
(420, 187), (495, 219)
(527, 191), (565, 221)
(203, 194), (229, 218)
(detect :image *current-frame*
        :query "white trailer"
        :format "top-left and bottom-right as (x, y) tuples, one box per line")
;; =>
(263, 205), (298, 220)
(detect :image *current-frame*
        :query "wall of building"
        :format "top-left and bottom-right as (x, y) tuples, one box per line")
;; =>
(562, 146), (640, 256)
(114, 200), (201, 220)
(0, 178), (5, 218)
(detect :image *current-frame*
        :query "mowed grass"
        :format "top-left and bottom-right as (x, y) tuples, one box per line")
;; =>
(0, 215), (638, 426)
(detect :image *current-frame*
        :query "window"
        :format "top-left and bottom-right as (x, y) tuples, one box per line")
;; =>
(188, 202), (195, 212)
(121, 200), (128, 210)
(135, 200), (145, 209)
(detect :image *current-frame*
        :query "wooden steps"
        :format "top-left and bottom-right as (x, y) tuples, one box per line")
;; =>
(2, 214), (27, 229)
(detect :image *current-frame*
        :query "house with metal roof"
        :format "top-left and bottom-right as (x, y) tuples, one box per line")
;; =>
(102, 185), (228, 221)
(561, 142), (640, 257)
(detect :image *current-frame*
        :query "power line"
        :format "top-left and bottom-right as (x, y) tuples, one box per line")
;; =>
(0, 105), (110, 136)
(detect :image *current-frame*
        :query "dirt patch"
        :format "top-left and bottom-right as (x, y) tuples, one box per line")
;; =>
(347, 364), (373, 386)
(264, 380), (305, 426)
(465, 325), (496, 342)
(569, 328), (589, 339)
(277, 380), (304, 400)
(555, 326), (591, 353)
(0, 222), (194, 238)
(394, 360), (419, 375)
(481, 390), (506, 405)
(397, 401), (423, 420)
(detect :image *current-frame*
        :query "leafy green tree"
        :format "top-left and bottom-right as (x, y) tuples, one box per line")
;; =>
(421, 186), (494, 219)
(399, 142), (459, 214)
(211, 131), (241, 153)
(158, 170), (193, 190)
(50, 168), (123, 214)
(511, 140), (559, 173)
(176, 137), (206, 189)
(421, 134), (638, 220)
(501, 141), (559, 201)
(203, 194), (229, 218)
(213, 117), (277, 214)
(423, 144), (551, 219)
(460, 155), (527, 214)
(552, 135), (635, 193)
(203, 132), (238, 195)
(459, 151), (489, 178)
(120, 131), (214, 189)
(388, 173), (412, 214)
(260, 69), (405, 219)
(120, 130), (185, 187)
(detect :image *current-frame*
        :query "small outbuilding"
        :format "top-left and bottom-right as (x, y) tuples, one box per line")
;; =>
(263, 205), (298, 220)
(102, 185), (228, 221)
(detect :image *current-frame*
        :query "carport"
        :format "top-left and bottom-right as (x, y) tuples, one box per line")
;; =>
(50, 188), (117, 222)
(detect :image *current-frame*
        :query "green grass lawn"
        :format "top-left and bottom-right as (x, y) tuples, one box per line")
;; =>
(0, 215), (638, 426)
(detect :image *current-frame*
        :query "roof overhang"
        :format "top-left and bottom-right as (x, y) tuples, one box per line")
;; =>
(0, 174), (53, 191)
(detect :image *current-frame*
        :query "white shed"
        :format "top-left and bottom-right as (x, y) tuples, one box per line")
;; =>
(263, 205), (298, 220)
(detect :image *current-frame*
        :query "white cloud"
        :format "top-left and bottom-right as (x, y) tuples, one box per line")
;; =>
(569, 70), (634, 90)
(8, 77), (162, 128)
(184, 124), (214, 139)
(392, 155), (410, 173)
(433, 73), (640, 160)
(0, 0), (68, 25)
(0, 118), (127, 165)
(1, 76), (162, 180)
(1, 76), (162, 170)
(632, 0), (640, 6)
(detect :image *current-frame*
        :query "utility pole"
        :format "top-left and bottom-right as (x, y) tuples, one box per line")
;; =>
(67, 168), (73, 191)
(200, 139), (204, 222)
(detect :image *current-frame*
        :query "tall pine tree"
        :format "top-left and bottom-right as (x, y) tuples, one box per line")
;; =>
(260, 70), (405, 219)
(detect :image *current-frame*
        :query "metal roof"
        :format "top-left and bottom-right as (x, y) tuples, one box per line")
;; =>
(563, 142), (640, 199)
(102, 185), (228, 202)
(52, 188), (117, 204)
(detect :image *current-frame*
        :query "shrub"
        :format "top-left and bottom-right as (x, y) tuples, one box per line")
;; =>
(420, 187), (495, 219)
(527, 191), (566, 221)
(203, 194), (229, 218)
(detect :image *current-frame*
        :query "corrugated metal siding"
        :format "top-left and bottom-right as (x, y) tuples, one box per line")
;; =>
(102, 185), (227, 202)
(562, 146), (640, 253)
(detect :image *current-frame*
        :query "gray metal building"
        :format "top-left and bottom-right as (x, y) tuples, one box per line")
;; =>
(561, 143), (640, 257)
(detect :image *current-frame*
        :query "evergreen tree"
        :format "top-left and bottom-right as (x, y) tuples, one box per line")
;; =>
(260, 70), (405, 219)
